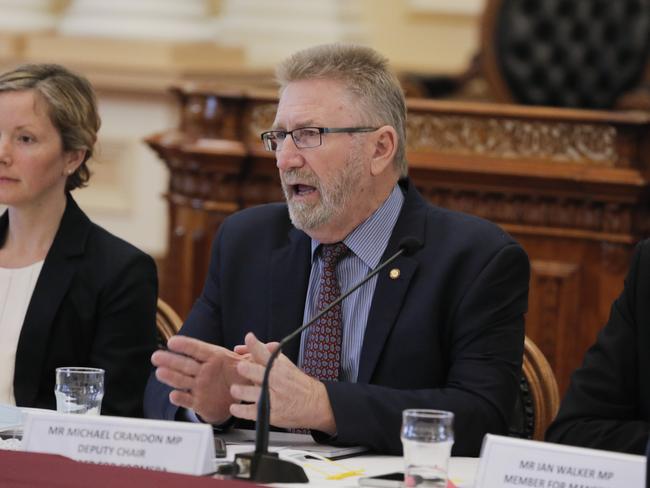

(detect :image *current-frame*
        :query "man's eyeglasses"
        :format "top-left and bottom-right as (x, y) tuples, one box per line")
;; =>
(260, 126), (379, 152)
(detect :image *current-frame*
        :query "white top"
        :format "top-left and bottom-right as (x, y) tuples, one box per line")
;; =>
(0, 261), (44, 405)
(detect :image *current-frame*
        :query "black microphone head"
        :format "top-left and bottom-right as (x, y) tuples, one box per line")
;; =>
(398, 237), (423, 256)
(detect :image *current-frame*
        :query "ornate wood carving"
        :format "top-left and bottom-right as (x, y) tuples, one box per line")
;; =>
(408, 114), (618, 166)
(414, 186), (644, 236)
(146, 87), (650, 394)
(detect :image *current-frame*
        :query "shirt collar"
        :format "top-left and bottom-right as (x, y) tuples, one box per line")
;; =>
(310, 184), (405, 268)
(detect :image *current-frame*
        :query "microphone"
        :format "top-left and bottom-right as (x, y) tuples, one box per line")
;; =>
(234, 237), (423, 483)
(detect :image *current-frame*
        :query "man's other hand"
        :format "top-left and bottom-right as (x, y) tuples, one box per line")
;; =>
(151, 335), (246, 424)
(229, 332), (336, 434)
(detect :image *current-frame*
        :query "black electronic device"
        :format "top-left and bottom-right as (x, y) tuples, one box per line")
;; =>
(213, 435), (227, 458)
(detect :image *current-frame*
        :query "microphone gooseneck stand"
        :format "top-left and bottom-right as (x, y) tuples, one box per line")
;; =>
(234, 238), (422, 483)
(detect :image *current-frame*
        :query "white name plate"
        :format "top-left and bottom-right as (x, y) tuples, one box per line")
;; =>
(476, 434), (645, 488)
(22, 411), (215, 475)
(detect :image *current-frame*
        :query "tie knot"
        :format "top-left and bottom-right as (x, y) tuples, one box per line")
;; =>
(321, 242), (349, 267)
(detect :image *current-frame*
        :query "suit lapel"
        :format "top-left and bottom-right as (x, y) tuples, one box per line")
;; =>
(357, 181), (428, 384)
(13, 195), (90, 406)
(269, 227), (311, 364)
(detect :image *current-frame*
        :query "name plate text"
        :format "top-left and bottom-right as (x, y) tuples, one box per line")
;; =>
(22, 411), (215, 475)
(475, 435), (645, 488)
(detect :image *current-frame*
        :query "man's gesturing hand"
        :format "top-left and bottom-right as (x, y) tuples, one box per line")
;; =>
(229, 332), (336, 434)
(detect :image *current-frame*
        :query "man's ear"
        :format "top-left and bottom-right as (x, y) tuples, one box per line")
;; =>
(369, 126), (398, 176)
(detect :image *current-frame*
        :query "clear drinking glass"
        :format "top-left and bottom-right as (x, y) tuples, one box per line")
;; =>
(401, 409), (454, 488)
(54, 367), (105, 415)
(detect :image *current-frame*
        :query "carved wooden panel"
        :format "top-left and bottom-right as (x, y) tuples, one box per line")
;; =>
(408, 114), (619, 166)
(527, 260), (581, 394)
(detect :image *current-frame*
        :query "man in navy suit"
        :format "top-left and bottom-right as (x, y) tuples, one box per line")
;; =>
(144, 44), (530, 456)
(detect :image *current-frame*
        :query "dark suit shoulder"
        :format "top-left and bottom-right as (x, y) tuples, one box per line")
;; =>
(610, 238), (650, 324)
(85, 222), (153, 264)
(399, 180), (519, 258)
(418, 204), (524, 279)
(59, 194), (155, 272)
(628, 238), (650, 289)
(427, 204), (517, 249)
(80, 223), (157, 295)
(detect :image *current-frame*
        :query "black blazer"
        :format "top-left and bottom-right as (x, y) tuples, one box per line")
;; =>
(546, 239), (650, 454)
(144, 179), (530, 455)
(3, 194), (158, 418)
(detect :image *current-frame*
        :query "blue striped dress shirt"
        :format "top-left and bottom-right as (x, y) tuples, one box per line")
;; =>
(298, 185), (405, 382)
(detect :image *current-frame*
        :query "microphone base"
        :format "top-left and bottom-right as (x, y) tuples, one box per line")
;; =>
(234, 451), (309, 483)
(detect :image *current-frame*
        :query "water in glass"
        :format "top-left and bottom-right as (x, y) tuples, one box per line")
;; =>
(54, 367), (104, 415)
(402, 439), (453, 487)
(401, 409), (454, 488)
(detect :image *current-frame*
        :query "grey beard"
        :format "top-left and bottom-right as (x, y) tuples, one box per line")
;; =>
(286, 196), (334, 231)
(281, 144), (364, 232)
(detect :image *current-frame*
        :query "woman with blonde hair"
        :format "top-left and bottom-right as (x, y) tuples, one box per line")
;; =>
(0, 64), (157, 417)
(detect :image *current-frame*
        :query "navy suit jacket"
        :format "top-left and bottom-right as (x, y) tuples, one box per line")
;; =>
(546, 239), (650, 454)
(3, 194), (158, 417)
(144, 179), (529, 455)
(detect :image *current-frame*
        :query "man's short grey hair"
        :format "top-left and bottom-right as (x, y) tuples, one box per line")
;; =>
(276, 44), (408, 177)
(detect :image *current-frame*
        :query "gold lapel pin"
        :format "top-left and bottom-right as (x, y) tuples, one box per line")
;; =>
(389, 268), (400, 280)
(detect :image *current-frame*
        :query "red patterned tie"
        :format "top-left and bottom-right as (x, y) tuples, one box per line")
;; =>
(302, 242), (349, 381)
